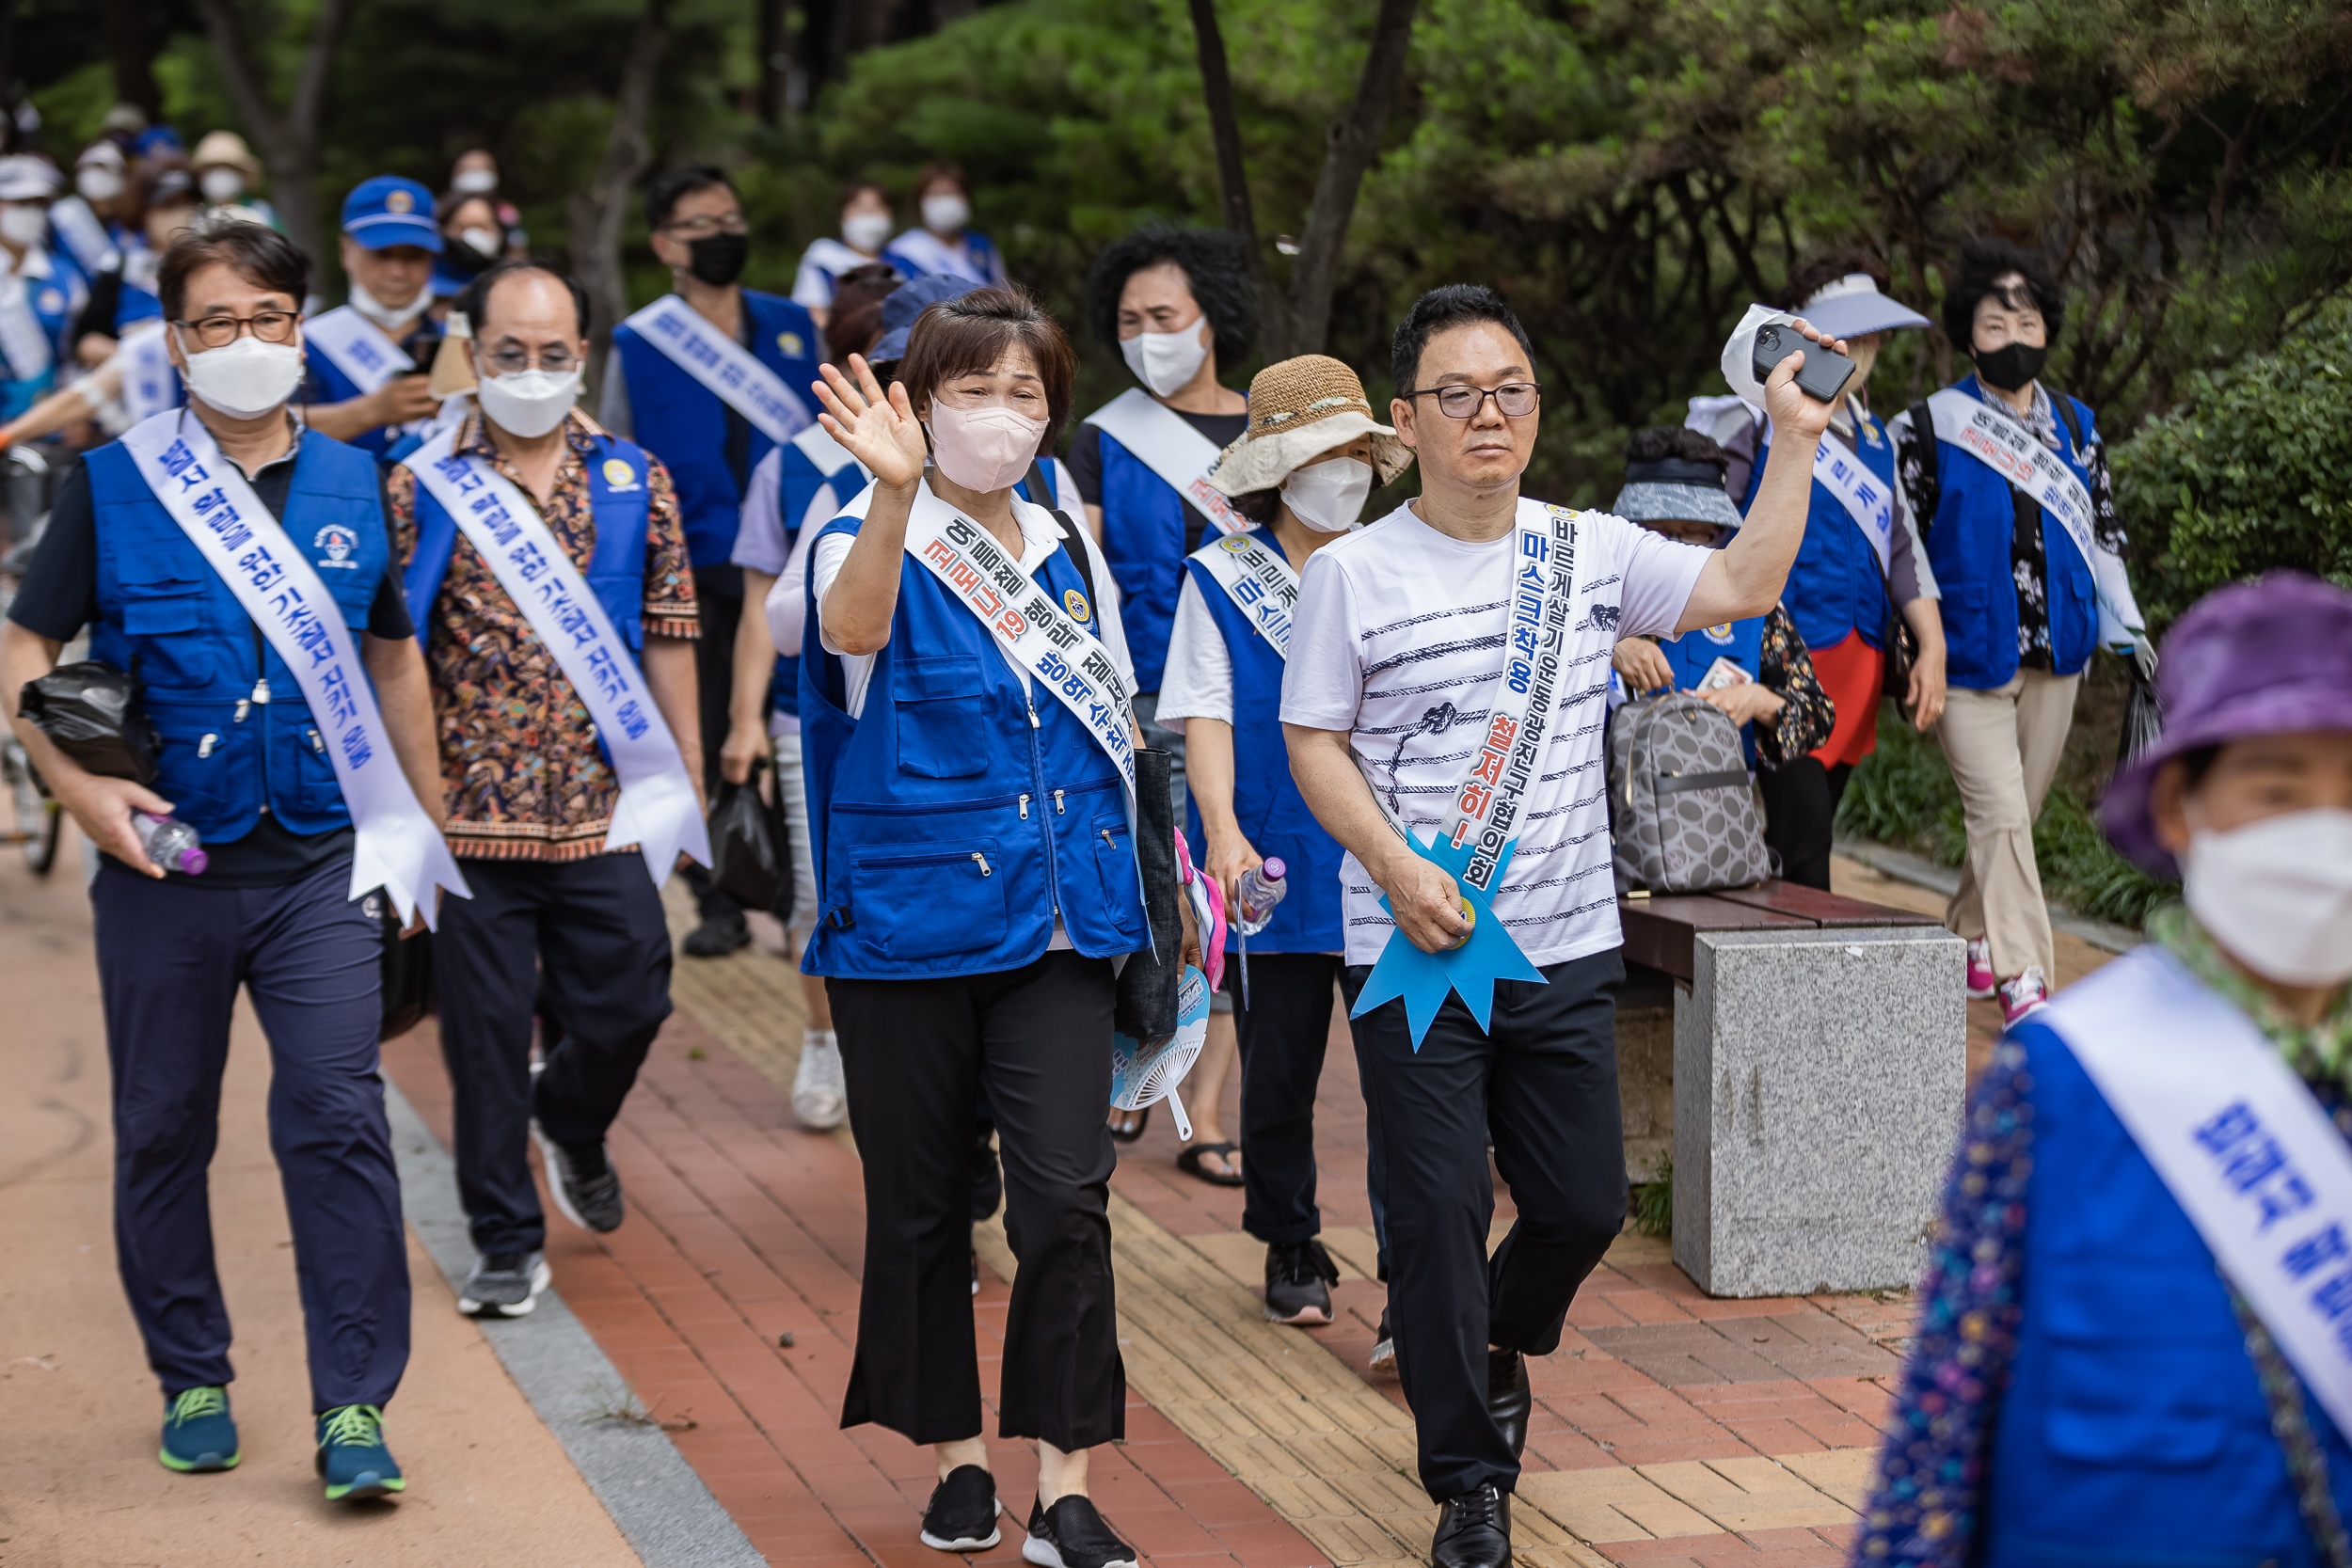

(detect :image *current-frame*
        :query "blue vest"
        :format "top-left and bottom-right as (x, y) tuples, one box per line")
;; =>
(85, 430), (389, 842)
(1740, 413), (1895, 655)
(882, 229), (1003, 285)
(1985, 1013), (2352, 1563)
(0, 248), (80, 420)
(1178, 534), (1343, 954)
(1656, 613), (1766, 763)
(401, 431), (652, 657)
(1092, 430), (1189, 692)
(1921, 376), (2101, 689)
(611, 288), (820, 569)
(798, 512), (1147, 979)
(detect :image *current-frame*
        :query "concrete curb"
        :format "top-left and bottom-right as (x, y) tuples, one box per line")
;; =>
(1835, 837), (2143, 956)
(384, 1080), (767, 1568)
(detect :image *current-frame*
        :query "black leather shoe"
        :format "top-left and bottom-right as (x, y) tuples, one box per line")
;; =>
(1486, 1348), (1530, 1458)
(683, 908), (750, 958)
(1429, 1483), (1509, 1568)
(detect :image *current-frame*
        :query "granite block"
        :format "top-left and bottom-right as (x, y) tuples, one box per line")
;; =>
(1672, 926), (1966, 1297)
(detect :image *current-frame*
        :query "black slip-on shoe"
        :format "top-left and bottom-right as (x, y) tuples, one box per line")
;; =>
(683, 909), (751, 958)
(920, 1464), (1002, 1551)
(1263, 1238), (1339, 1325)
(1487, 1347), (1531, 1458)
(1021, 1494), (1136, 1568)
(1430, 1483), (1510, 1568)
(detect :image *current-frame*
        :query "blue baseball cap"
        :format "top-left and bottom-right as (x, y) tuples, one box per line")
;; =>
(341, 175), (441, 253)
(870, 275), (980, 363)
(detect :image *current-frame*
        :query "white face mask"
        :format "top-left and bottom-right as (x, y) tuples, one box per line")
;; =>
(458, 225), (501, 261)
(475, 365), (580, 439)
(453, 167), (498, 195)
(921, 194), (971, 236)
(926, 400), (1045, 494)
(842, 212), (893, 254)
(1280, 455), (1375, 533)
(347, 277), (427, 332)
(179, 332), (306, 420)
(0, 203), (46, 249)
(2184, 808), (2352, 987)
(1120, 323), (1211, 399)
(199, 168), (246, 205)
(77, 166), (123, 204)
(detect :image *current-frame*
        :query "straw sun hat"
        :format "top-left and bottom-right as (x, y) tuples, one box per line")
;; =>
(1207, 355), (1413, 498)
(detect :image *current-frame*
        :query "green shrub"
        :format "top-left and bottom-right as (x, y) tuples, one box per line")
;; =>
(1632, 1153), (1673, 1240)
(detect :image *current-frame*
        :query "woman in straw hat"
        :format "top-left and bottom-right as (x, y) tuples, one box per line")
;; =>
(1853, 571), (2352, 1563)
(1154, 354), (1411, 1311)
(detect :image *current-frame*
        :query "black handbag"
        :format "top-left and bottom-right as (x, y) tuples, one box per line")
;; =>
(19, 660), (162, 782)
(379, 907), (437, 1041)
(1113, 746), (1184, 1042)
(708, 754), (789, 911)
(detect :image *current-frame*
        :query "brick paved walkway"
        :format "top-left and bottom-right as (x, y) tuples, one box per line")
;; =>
(377, 854), (2096, 1568)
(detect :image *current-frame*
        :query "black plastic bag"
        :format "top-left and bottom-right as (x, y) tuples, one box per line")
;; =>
(20, 660), (161, 783)
(2118, 653), (2163, 768)
(380, 905), (437, 1041)
(1113, 748), (1183, 1043)
(709, 755), (786, 911)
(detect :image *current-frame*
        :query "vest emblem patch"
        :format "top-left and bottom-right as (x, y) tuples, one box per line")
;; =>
(1063, 587), (1090, 623)
(37, 288), (60, 315)
(777, 331), (804, 359)
(601, 456), (642, 491)
(313, 524), (359, 568)
(1702, 622), (1735, 644)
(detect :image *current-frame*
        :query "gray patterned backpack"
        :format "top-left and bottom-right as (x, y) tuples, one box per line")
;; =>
(1608, 691), (1771, 894)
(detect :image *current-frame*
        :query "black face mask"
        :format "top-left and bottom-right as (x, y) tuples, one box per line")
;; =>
(1974, 341), (2047, 393)
(686, 231), (748, 287)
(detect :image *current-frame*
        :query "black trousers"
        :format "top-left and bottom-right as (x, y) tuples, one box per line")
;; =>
(830, 951), (1125, 1450)
(1236, 952), (1346, 1245)
(91, 858), (408, 1411)
(680, 567), (743, 922)
(435, 854), (674, 1255)
(1757, 756), (1851, 892)
(1348, 951), (1627, 1501)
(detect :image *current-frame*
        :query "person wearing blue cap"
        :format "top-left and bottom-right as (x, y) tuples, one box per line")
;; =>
(599, 164), (821, 960)
(301, 175), (444, 457)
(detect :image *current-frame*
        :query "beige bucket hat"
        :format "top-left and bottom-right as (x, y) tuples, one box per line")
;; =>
(1206, 355), (1413, 497)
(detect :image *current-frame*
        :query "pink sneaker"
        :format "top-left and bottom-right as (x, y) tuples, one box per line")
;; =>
(1966, 938), (1996, 1000)
(1998, 966), (2051, 1025)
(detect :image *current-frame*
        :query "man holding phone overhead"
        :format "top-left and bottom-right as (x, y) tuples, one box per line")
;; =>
(1279, 283), (1847, 1568)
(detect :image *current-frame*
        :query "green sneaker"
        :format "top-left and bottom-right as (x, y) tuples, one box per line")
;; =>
(315, 1404), (405, 1501)
(159, 1385), (240, 1473)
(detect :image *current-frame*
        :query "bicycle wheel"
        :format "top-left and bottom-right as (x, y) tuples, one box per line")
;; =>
(8, 747), (58, 876)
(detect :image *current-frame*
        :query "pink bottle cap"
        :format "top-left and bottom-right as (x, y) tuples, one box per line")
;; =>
(180, 848), (209, 876)
(1260, 857), (1286, 880)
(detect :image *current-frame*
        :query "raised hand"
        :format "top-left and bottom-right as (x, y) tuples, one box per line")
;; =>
(1761, 316), (1850, 444)
(812, 354), (928, 491)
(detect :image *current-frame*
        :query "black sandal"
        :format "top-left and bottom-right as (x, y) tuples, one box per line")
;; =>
(1108, 1106), (1150, 1143)
(1176, 1141), (1245, 1187)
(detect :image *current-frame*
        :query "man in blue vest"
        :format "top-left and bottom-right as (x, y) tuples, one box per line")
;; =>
(300, 176), (444, 457)
(391, 261), (706, 1321)
(600, 164), (820, 958)
(0, 221), (453, 1500)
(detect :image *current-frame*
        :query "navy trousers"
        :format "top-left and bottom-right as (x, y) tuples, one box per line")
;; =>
(90, 856), (409, 1411)
(432, 853), (673, 1256)
(1347, 950), (1628, 1502)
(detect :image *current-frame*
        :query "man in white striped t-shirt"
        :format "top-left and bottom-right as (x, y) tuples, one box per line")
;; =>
(1280, 285), (1844, 1568)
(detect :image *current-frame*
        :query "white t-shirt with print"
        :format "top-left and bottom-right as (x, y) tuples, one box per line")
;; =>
(1279, 498), (1709, 968)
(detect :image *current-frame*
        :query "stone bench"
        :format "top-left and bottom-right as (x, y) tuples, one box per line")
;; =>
(1613, 882), (1965, 1298)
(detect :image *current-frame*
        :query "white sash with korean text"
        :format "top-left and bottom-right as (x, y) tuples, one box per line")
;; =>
(901, 482), (1137, 809)
(119, 411), (468, 925)
(2050, 942), (2352, 1437)
(49, 196), (119, 277)
(1433, 500), (1579, 896)
(1084, 388), (1245, 537)
(1761, 416), (1895, 576)
(402, 426), (709, 885)
(0, 263), (50, 382)
(304, 304), (414, 396)
(119, 322), (179, 421)
(622, 294), (812, 444)
(1191, 531), (1297, 659)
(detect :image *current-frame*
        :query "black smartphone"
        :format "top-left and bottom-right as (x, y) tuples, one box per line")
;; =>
(1752, 323), (1854, 404)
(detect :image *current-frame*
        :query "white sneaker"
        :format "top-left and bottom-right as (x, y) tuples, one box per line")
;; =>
(792, 1035), (847, 1130)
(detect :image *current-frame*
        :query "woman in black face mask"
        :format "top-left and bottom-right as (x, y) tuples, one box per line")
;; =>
(431, 193), (505, 304)
(1888, 238), (2150, 1027)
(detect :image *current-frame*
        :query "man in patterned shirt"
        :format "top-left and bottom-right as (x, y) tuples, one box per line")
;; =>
(388, 261), (704, 1319)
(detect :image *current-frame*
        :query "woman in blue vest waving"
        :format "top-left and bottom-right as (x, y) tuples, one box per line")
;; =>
(1855, 572), (2352, 1565)
(1890, 239), (2150, 1023)
(802, 288), (1174, 1568)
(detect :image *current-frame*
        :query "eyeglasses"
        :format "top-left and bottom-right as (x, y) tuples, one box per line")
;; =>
(1404, 382), (1541, 420)
(483, 345), (580, 375)
(174, 309), (300, 348)
(660, 214), (748, 239)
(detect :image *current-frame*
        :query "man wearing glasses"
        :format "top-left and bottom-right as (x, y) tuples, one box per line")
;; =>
(302, 175), (445, 456)
(601, 166), (821, 958)
(389, 261), (705, 1319)
(1280, 285), (1845, 1568)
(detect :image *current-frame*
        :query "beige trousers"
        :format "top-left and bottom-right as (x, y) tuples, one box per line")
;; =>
(1936, 668), (2080, 982)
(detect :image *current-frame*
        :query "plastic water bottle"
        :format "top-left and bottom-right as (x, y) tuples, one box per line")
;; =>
(1235, 857), (1288, 937)
(133, 811), (208, 876)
